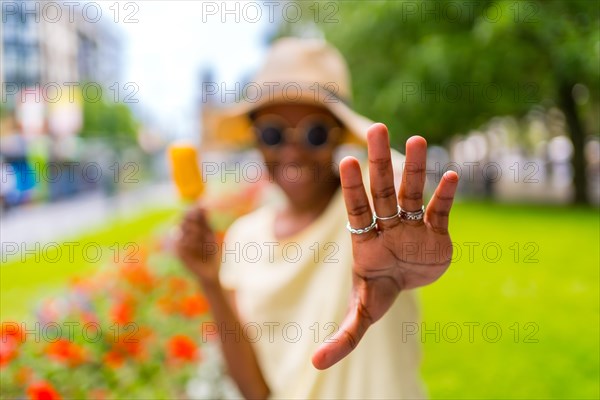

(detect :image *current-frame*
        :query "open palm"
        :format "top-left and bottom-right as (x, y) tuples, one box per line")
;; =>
(312, 123), (459, 370)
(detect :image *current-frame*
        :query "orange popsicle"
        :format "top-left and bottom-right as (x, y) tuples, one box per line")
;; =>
(168, 143), (204, 201)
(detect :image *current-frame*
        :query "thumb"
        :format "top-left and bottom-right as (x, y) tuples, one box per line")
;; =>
(311, 304), (371, 370)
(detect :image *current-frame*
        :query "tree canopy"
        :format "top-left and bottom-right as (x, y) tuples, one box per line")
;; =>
(279, 0), (599, 202)
(80, 85), (139, 151)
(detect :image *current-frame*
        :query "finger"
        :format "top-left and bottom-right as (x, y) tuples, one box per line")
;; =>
(184, 209), (214, 237)
(183, 207), (207, 224)
(425, 171), (459, 233)
(179, 208), (213, 252)
(311, 304), (371, 370)
(180, 224), (208, 243)
(181, 211), (214, 237)
(180, 219), (203, 239)
(366, 124), (399, 228)
(399, 136), (427, 215)
(339, 156), (376, 242)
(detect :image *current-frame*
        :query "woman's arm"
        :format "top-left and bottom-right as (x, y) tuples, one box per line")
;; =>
(176, 206), (270, 400)
(203, 282), (270, 400)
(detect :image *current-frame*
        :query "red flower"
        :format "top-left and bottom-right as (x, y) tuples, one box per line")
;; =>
(1, 322), (24, 367)
(167, 276), (189, 293)
(26, 381), (62, 400)
(179, 294), (210, 318)
(0, 336), (18, 367)
(46, 339), (86, 366)
(1, 321), (24, 342)
(111, 339), (143, 360)
(106, 325), (152, 363)
(103, 349), (125, 368)
(167, 334), (198, 362)
(119, 262), (154, 289)
(111, 301), (134, 325)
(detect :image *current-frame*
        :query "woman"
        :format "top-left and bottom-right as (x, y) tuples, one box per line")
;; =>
(177, 38), (459, 399)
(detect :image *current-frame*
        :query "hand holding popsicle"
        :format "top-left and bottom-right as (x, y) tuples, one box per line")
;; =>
(168, 144), (220, 285)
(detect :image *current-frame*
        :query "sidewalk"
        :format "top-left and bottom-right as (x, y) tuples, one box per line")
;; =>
(0, 182), (177, 248)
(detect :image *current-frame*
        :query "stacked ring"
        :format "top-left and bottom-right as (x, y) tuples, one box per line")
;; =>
(346, 214), (377, 235)
(346, 205), (426, 235)
(399, 205), (425, 221)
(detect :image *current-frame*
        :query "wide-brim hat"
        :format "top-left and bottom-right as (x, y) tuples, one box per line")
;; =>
(201, 37), (373, 149)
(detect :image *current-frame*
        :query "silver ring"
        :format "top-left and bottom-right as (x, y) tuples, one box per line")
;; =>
(346, 214), (377, 235)
(400, 205), (425, 221)
(375, 205), (401, 221)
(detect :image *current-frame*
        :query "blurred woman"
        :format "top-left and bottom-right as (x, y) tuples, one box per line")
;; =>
(177, 38), (458, 399)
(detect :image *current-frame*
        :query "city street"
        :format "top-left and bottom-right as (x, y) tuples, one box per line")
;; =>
(0, 182), (176, 250)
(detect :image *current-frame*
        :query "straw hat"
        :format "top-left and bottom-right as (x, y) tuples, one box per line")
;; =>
(202, 37), (374, 149)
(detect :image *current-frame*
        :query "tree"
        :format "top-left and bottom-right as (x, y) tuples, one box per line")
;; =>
(80, 85), (139, 151)
(279, 0), (599, 204)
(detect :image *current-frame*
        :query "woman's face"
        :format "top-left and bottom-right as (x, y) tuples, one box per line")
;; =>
(253, 103), (343, 210)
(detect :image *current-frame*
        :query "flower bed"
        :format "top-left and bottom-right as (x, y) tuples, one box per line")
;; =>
(1, 248), (214, 399)
(1, 178), (266, 399)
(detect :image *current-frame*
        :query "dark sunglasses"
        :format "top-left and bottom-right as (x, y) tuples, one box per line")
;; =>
(253, 114), (342, 149)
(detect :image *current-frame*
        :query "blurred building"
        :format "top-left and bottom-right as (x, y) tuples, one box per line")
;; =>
(1, 3), (41, 88)
(38, 9), (79, 86)
(75, 10), (123, 87)
(0, 1), (123, 206)
(1, 1), (122, 110)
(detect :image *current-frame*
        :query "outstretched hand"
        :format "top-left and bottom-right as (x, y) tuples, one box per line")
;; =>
(312, 123), (459, 370)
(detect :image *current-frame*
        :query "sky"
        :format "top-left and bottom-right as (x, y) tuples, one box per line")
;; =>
(111, 1), (274, 141)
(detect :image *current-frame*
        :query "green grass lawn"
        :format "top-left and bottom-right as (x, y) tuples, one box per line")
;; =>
(420, 201), (599, 399)
(0, 206), (180, 321)
(1, 201), (598, 399)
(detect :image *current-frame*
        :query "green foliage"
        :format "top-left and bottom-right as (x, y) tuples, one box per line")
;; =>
(80, 85), (139, 150)
(282, 0), (599, 147)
